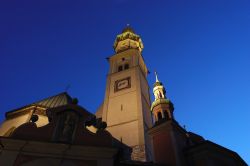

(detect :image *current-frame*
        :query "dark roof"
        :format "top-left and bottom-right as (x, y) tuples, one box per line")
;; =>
(187, 132), (205, 144)
(6, 92), (73, 117)
(185, 140), (247, 165)
(34, 92), (72, 108)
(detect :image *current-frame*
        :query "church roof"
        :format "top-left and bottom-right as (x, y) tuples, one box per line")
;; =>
(5, 92), (73, 117)
(184, 140), (247, 165)
(33, 92), (72, 108)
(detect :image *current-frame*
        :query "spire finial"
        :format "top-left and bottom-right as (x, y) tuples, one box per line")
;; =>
(155, 71), (159, 82)
(122, 24), (134, 33)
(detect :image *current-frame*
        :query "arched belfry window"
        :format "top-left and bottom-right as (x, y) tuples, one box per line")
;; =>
(164, 110), (169, 120)
(157, 112), (163, 120)
(124, 64), (129, 70)
(118, 65), (123, 72)
(117, 62), (130, 72)
(159, 92), (162, 98)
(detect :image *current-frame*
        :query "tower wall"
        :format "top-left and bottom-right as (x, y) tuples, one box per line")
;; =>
(101, 48), (152, 161)
(149, 121), (188, 166)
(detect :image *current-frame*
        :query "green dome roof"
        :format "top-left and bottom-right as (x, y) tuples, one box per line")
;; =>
(151, 98), (170, 111)
(122, 26), (135, 33)
(113, 26), (144, 53)
(153, 81), (163, 87)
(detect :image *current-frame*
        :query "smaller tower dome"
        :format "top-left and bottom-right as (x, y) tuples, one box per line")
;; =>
(151, 72), (174, 124)
(113, 25), (144, 53)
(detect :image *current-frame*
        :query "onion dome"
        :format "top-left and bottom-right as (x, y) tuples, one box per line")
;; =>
(113, 25), (144, 53)
(153, 72), (166, 101)
(151, 98), (171, 111)
(151, 72), (174, 122)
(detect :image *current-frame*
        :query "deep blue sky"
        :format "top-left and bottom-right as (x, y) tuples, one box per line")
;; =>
(0, 0), (249, 163)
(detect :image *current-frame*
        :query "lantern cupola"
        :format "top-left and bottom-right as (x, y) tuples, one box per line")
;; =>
(151, 72), (174, 124)
(113, 25), (144, 53)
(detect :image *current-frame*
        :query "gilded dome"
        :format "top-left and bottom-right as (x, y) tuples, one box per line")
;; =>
(113, 25), (144, 53)
(122, 26), (135, 33)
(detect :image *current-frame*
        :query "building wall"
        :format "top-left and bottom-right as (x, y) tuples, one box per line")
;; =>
(0, 113), (30, 136)
(35, 115), (49, 127)
(106, 68), (138, 126)
(101, 49), (152, 161)
(152, 130), (177, 165)
(0, 138), (116, 166)
(0, 107), (49, 136)
(149, 121), (189, 166)
(107, 120), (139, 146)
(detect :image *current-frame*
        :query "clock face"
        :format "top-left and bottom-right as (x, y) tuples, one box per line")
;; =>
(114, 77), (131, 92)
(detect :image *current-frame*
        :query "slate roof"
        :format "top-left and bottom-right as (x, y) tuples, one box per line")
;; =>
(5, 92), (73, 117)
(34, 92), (72, 108)
(184, 140), (248, 166)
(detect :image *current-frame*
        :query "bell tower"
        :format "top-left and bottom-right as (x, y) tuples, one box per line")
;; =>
(100, 26), (153, 161)
(151, 72), (174, 123)
(149, 73), (188, 166)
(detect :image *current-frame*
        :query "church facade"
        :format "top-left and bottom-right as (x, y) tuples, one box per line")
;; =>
(0, 27), (247, 166)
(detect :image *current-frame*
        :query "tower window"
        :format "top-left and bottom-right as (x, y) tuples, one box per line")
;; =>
(118, 65), (123, 72)
(164, 110), (169, 119)
(157, 112), (162, 120)
(124, 64), (129, 70)
(159, 92), (162, 98)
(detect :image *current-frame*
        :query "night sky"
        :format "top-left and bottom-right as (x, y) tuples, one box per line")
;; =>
(0, 0), (249, 163)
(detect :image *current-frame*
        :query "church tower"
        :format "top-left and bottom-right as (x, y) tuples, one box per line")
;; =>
(149, 73), (188, 166)
(99, 26), (153, 161)
(151, 72), (174, 123)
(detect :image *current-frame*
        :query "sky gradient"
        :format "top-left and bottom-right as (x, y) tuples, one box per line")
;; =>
(0, 0), (249, 163)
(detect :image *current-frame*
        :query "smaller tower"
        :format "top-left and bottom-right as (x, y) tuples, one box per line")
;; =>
(151, 72), (174, 123)
(149, 73), (188, 166)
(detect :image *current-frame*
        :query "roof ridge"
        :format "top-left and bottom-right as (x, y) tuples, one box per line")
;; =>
(6, 92), (73, 116)
(32, 91), (71, 105)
